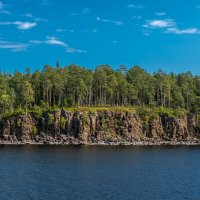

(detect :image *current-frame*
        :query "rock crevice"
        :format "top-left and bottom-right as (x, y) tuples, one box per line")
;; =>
(0, 110), (199, 144)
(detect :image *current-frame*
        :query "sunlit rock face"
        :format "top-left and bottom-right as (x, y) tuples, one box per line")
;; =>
(0, 110), (199, 144)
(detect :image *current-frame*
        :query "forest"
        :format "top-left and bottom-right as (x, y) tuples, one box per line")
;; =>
(0, 64), (199, 117)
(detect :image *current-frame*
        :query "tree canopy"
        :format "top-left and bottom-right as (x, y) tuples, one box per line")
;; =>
(0, 64), (199, 115)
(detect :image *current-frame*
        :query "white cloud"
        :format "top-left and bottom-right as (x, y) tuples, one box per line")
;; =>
(34, 18), (48, 22)
(16, 21), (37, 30)
(69, 8), (90, 16)
(0, 40), (29, 52)
(56, 28), (98, 33)
(96, 16), (124, 26)
(115, 21), (123, 26)
(142, 29), (152, 36)
(41, 0), (54, 6)
(165, 27), (200, 34)
(66, 48), (86, 53)
(56, 29), (74, 33)
(127, 4), (144, 9)
(45, 36), (67, 47)
(131, 16), (142, 20)
(0, 1), (4, 9)
(81, 8), (90, 14)
(23, 13), (48, 22)
(83, 29), (98, 33)
(143, 19), (176, 28)
(143, 18), (200, 35)
(0, 21), (37, 30)
(156, 12), (166, 16)
(24, 13), (33, 18)
(30, 36), (86, 53)
(30, 36), (67, 47)
(0, 36), (86, 53)
(0, 1), (10, 15)
(0, 10), (9, 14)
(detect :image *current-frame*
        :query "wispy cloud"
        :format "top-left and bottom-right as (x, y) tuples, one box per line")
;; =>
(69, 8), (90, 16)
(142, 29), (152, 36)
(165, 27), (200, 34)
(0, 10), (9, 14)
(0, 1), (10, 15)
(56, 29), (75, 33)
(56, 28), (98, 33)
(83, 29), (98, 33)
(30, 36), (67, 46)
(143, 19), (176, 29)
(23, 13), (48, 22)
(41, 0), (54, 6)
(81, 8), (90, 14)
(66, 48), (87, 53)
(156, 12), (166, 16)
(24, 13), (33, 18)
(131, 16), (142, 20)
(143, 18), (200, 35)
(0, 21), (37, 30)
(127, 4), (144, 9)
(0, 40), (29, 52)
(0, 1), (4, 9)
(96, 16), (124, 26)
(30, 36), (86, 53)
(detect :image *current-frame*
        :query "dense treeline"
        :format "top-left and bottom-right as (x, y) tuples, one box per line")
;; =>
(0, 64), (199, 115)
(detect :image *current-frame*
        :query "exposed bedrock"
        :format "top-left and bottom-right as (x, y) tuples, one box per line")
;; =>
(0, 110), (199, 144)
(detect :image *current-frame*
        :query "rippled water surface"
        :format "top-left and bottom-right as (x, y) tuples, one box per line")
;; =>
(0, 145), (200, 200)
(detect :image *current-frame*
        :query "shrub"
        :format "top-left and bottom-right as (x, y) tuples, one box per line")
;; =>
(31, 105), (43, 119)
(2, 108), (25, 119)
(33, 126), (38, 135)
(47, 113), (54, 125)
(61, 116), (68, 130)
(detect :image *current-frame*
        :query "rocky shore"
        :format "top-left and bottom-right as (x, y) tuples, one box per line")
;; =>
(1, 139), (200, 146)
(0, 110), (199, 145)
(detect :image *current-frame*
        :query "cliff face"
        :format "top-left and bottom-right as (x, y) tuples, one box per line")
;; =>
(0, 110), (199, 144)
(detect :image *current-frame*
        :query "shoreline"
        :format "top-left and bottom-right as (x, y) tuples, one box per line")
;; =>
(1, 140), (200, 146)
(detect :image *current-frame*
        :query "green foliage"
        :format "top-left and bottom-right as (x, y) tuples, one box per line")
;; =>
(136, 106), (158, 120)
(0, 65), (198, 116)
(49, 105), (60, 112)
(47, 113), (54, 125)
(65, 106), (135, 113)
(156, 107), (188, 118)
(98, 111), (111, 132)
(2, 108), (25, 119)
(156, 107), (176, 118)
(31, 105), (43, 119)
(196, 115), (200, 130)
(39, 100), (50, 111)
(17, 119), (21, 127)
(22, 80), (34, 108)
(33, 126), (38, 135)
(136, 106), (188, 120)
(61, 116), (68, 130)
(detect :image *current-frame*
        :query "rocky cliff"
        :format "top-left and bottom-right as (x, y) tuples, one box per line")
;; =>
(0, 110), (199, 145)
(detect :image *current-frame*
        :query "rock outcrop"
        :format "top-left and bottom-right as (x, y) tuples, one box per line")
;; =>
(0, 110), (199, 145)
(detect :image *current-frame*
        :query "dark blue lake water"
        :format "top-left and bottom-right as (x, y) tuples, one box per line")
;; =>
(0, 145), (199, 200)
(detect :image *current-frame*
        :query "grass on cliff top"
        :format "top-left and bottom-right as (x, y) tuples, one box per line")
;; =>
(66, 106), (136, 113)
(1, 106), (190, 120)
(136, 106), (189, 119)
(0, 106), (136, 120)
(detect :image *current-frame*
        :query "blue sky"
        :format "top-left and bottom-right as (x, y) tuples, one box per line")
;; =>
(0, 0), (200, 74)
